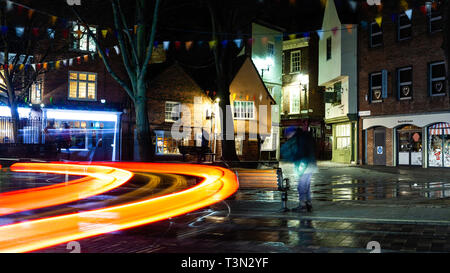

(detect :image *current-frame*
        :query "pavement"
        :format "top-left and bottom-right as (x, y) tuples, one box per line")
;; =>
(33, 161), (450, 253)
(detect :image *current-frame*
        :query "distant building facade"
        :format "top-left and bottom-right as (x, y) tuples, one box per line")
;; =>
(281, 36), (328, 159)
(318, 0), (358, 164)
(358, 2), (449, 168)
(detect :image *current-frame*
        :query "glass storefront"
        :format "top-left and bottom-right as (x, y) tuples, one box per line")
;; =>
(428, 123), (450, 168)
(398, 125), (422, 166)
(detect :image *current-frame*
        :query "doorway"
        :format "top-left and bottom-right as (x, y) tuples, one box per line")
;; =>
(373, 127), (386, 165)
(397, 125), (422, 166)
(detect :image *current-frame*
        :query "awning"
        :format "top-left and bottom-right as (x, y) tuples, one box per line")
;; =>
(429, 123), (450, 135)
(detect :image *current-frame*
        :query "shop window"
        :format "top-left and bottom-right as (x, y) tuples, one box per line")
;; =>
(155, 131), (183, 155)
(165, 101), (181, 122)
(335, 124), (351, 150)
(370, 22), (383, 47)
(398, 125), (422, 166)
(397, 67), (412, 100)
(233, 101), (255, 120)
(428, 123), (450, 167)
(69, 71), (97, 100)
(429, 61), (446, 96)
(397, 13), (412, 41)
(71, 23), (97, 52)
(290, 50), (301, 73)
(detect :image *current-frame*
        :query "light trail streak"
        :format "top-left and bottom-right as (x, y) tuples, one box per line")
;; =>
(0, 164), (133, 216)
(0, 162), (239, 253)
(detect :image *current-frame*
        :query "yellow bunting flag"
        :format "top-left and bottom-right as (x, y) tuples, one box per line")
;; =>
(185, 41), (193, 51)
(43, 63), (48, 70)
(8, 64), (13, 70)
(400, 0), (408, 10)
(19, 64), (24, 70)
(246, 95), (249, 101)
(209, 40), (217, 49)
(134, 25), (138, 34)
(232, 93), (236, 100)
(102, 29), (108, 38)
(84, 55), (89, 62)
(28, 9), (34, 19)
(288, 34), (296, 40)
(375, 16), (382, 27)
(51, 16), (58, 25)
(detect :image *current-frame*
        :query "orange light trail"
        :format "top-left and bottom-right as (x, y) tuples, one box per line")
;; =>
(0, 163), (133, 216)
(0, 162), (239, 253)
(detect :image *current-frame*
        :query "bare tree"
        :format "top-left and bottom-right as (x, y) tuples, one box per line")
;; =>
(72, 0), (161, 161)
(0, 6), (59, 143)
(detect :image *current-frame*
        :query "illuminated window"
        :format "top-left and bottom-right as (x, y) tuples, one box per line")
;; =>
(30, 81), (42, 104)
(165, 101), (181, 122)
(290, 50), (301, 73)
(235, 137), (243, 155)
(72, 23), (97, 52)
(233, 101), (255, 120)
(68, 71), (97, 100)
(155, 131), (182, 155)
(289, 88), (300, 114)
(336, 124), (351, 150)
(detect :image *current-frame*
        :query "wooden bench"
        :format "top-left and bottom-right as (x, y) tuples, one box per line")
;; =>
(234, 168), (290, 212)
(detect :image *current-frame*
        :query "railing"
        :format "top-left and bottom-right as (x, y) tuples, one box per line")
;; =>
(0, 117), (43, 144)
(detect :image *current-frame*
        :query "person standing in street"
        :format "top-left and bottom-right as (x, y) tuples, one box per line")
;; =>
(281, 127), (317, 212)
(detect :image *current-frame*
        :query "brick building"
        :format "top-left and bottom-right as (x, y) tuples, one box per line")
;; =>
(358, 2), (449, 168)
(280, 35), (327, 160)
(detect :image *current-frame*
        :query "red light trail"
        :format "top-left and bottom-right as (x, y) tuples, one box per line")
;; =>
(0, 162), (239, 253)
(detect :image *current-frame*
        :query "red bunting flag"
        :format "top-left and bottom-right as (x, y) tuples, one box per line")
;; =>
(174, 41), (181, 50)
(32, 28), (39, 37)
(62, 29), (69, 39)
(332, 27), (338, 36)
(77, 57), (81, 64)
(17, 5), (23, 15)
(28, 9), (34, 19)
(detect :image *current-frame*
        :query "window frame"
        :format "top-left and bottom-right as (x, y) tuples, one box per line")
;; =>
(397, 66), (413, 100)
(428, 11), (443, 34)
(397, 13), (412, 41)
(267, 42), (274, 57)
(155, 130), (183, 155)
(233, 101), (255, 120)
(326, 37), (332, 60)
(289, 88), (300, 114)
(369, 22), (383, 48)
(71, 23), (98, 53)
(290, 50), (301, 73)
(429, 61), (446, 97)
(369, 72), (383, 103)
(30, 80), (43, 104)
(165, 101), (181, 123)
(68, 71), (98, 101)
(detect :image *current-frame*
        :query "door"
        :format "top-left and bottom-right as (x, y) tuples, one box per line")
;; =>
(397, 126), (423, 166)
(373, 128), (386, 165)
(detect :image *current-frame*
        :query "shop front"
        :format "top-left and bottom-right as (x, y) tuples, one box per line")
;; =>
(362, 112), (450, 168)
(428, 123), (450, 168)
(43, 109), (122, 161)
(397, 125), (422, 166)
